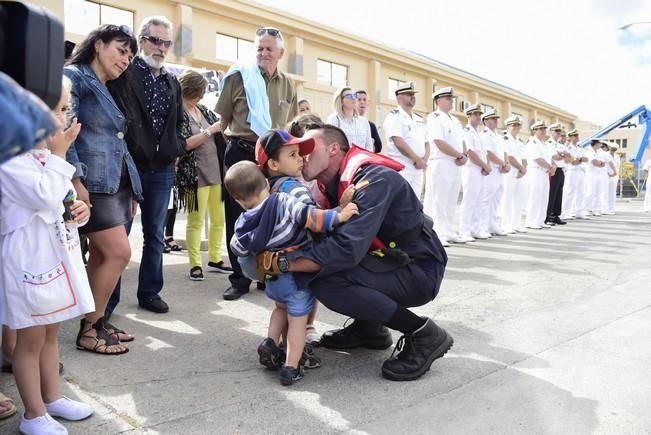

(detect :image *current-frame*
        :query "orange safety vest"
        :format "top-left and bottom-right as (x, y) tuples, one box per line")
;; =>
(336, 145), (405, 250)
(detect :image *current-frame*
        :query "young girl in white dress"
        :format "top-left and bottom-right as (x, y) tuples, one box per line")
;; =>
(0, 77), (96, 435)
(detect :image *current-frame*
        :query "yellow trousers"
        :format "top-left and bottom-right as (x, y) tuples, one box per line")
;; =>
(186, 184), (225, 268)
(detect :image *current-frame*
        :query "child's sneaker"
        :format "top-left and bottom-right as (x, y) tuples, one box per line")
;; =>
(257, 338), (285, 369)
(46, 395), (94, 421)
(300, 343), (322, 369)
(279, 365), (305, 386)
(19, 413), (67, 434)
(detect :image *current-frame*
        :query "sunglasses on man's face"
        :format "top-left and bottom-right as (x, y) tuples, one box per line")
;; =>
(142, 35), (173, 48)
(256, 27), (283, 40)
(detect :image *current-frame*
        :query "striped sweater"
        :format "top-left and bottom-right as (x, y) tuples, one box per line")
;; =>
(230, 179), (339, 256)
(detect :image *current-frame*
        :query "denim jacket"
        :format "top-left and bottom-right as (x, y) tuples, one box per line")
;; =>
(64, 64), (142, 200)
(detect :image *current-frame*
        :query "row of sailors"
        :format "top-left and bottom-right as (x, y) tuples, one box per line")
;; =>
(382, 83), (621, 247)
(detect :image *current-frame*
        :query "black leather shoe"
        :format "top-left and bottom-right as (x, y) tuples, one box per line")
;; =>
(223, 285), (249, 301)
(320, 320), (393, 350)
(139, 296), (169, 313)
(553, 217), (567, 225)
(381, 318), (453, 381)
(544, 220), (556, 226)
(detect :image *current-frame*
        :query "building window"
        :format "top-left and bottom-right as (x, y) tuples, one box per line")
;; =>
(216, 34), (255, 62)
(388, 78), (407, 101)
(481, 103), (495, 113)
(460, 101), (471, 112)
(64, 0), (133, 36)
(317, 60), (348, 87)
(622, 139), (628, 149)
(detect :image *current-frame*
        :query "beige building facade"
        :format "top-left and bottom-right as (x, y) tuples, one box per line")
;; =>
(35, 0), (577, 145)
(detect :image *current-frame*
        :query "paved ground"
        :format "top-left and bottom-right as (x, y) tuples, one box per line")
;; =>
(1, 200), (650, 434)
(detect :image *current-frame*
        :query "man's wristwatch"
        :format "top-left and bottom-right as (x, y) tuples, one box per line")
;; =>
(277, 254), (289, 273)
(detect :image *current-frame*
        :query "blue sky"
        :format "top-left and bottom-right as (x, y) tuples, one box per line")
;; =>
(256, 0), (651, 126)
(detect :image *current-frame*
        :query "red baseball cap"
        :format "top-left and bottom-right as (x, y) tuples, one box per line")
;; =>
(255, 129), (315, 169)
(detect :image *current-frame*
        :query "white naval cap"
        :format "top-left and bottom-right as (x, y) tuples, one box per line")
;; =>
(464, 103), (482, 116)
(432, 86), (453, 100)
(481, 108), (499, 121)
(530, 120), (547, 130)
(548, 122), (563, 132)
(608, 141), (620, 150)
(395, 81), (418, 96)
(567, 128), (579, 137)
(504, 114), (522, 126)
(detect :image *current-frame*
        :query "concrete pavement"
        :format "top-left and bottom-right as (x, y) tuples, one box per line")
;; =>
(1, 200), (650, 434)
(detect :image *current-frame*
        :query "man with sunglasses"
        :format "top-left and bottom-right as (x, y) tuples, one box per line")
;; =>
(216, 26), (298, 301)
(107, 16), (185, 314)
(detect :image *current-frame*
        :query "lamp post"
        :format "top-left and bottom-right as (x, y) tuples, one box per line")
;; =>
(619, 21), (651, 31)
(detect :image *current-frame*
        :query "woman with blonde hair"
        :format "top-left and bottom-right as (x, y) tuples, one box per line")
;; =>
(325, 86), (373, 151)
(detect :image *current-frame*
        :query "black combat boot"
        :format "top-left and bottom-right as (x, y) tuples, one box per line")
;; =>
(381, 318), (453, 381)
(320, 319), (393, 350)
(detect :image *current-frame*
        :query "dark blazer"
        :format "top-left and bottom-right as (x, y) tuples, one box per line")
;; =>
(107, 58), (186, 172)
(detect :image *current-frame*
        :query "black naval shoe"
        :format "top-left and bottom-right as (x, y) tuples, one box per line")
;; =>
(381, 318), (453, 382)
(320, 319), (393, 350)
(544, 220), (556, 226)
(553, 217), (567, 225)
(223, 285), (249, 301)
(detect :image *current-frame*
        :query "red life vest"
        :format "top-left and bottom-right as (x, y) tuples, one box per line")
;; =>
(337, 145), (405, 250)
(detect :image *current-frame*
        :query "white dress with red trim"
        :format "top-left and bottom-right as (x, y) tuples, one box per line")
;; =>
(0, 150), (95, 329)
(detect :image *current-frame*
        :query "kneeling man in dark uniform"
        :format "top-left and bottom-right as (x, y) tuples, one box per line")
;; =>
(260, 125), (452, 381)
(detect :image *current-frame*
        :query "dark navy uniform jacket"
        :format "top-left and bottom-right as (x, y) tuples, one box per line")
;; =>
(292, 164), (447, 281)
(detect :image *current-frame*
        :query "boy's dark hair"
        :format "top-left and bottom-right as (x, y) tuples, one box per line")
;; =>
(287, 113), (323, 138)
(355, 89), (367, 96)
(224, 161), (267, 201)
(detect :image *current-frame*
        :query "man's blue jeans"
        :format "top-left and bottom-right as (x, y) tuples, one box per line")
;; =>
(107, 164), (175, 315)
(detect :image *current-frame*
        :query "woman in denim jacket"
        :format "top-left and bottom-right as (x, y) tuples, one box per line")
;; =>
(64, 25), (142, 355)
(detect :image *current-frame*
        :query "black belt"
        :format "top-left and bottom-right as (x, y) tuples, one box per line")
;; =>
(230, 136), (256, 153)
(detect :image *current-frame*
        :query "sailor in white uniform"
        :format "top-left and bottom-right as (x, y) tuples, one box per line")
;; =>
(479, 109), (509, 236)
(561, 129), (588, 219)
(585, 139), (606, 216)
(605, 141), (621, 214)
(459, 104), (492, 241)
(525, 120), (554, 229)
(501, 115), (528, 233)
(424, 87), (468, 246)
(383, 82), (429, 197)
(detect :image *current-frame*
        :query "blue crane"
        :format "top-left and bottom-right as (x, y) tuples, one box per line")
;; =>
(578, 105), (651, 165)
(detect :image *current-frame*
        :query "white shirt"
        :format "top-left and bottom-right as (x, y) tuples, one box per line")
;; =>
(525, 136), (550, 170)
(585, 146), (603, 173)
(463, 124), (485, 168)
(547, 139), (567, 169)
(566, 144), (585, 171)
(383, 106), (427, 167)
(504, 133), (525, 176)
(326, 113), (373, 152)
(426, 110), (464, 161)
(610, 153), (621, 176)
(481, 128), (504, 168)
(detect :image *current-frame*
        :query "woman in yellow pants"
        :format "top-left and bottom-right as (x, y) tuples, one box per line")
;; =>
(178, 71), (232, 280)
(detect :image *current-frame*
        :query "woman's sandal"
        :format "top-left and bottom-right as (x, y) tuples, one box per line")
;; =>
(164, 237), (182, 253)
(0, 392), (16, 420)
(76, 318), (129, 355)
(104, 321), (134, 343)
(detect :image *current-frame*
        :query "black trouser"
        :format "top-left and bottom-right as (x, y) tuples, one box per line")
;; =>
(310, 258), (445, 328)
(223, 137), (256, 290)
(164, 207), (177, 238)
(547, 169), (565, 220)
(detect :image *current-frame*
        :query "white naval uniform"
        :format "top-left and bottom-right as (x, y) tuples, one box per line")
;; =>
(524, 136), (551, 227)
(501, 133), (527, 232)
(561, 144), (586, 218)
(383, 107), (427, 196)
(585, 146), (605, 214)
(643, 159), (651, 212)
(424, 109), (465, 242)
(606, 152), (621, 213)
(480, 127), (506, 233)
(459, 124), (487, 237)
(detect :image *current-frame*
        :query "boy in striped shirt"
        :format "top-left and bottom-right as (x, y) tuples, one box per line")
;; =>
(225, 130), (358, 385)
